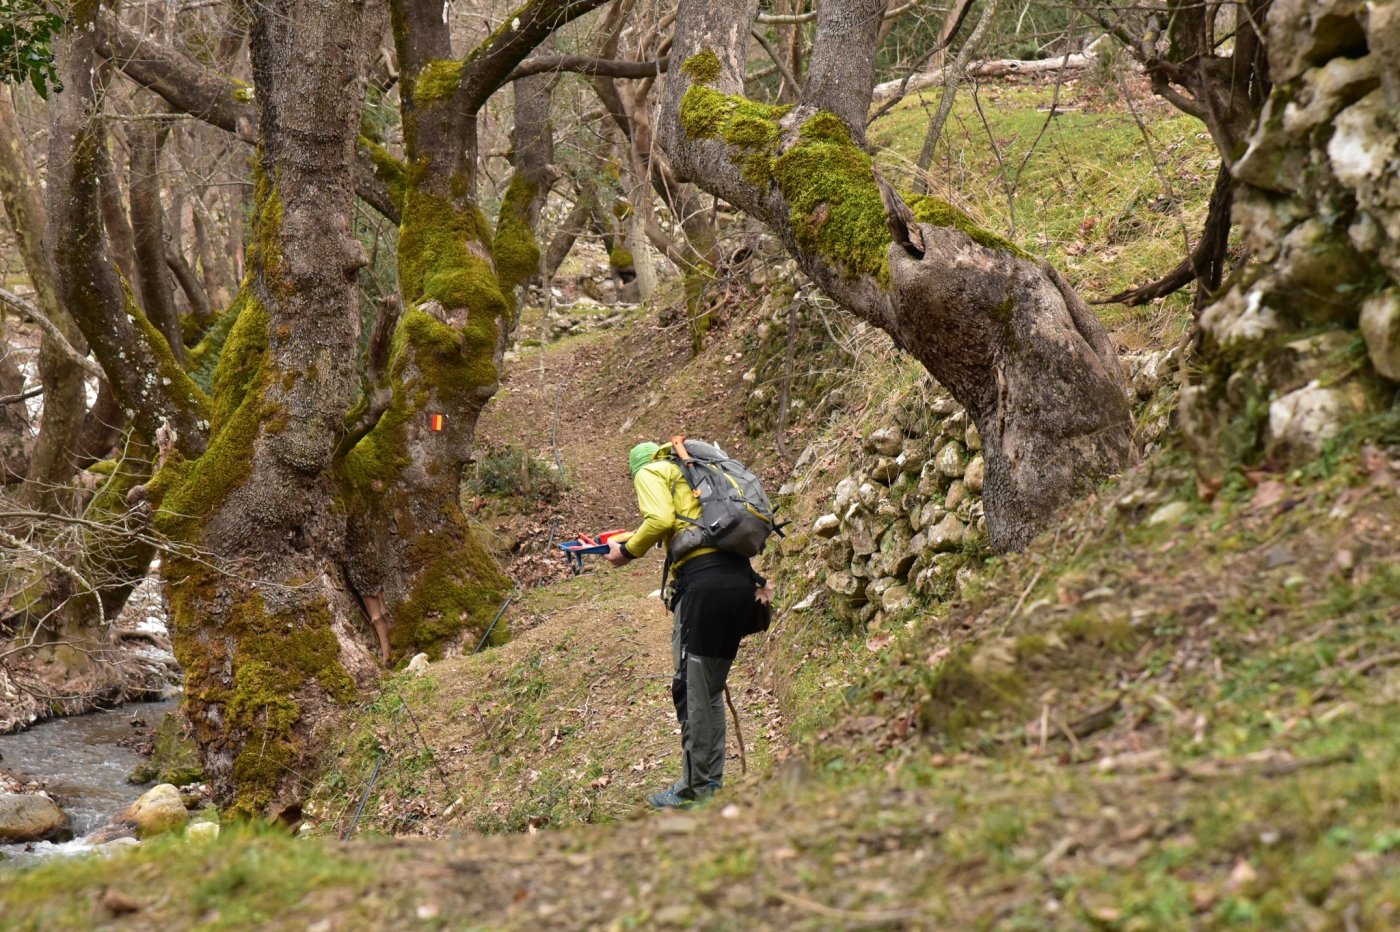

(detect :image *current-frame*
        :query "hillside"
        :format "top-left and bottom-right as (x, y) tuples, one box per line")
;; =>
(5, 76), (1399, 930)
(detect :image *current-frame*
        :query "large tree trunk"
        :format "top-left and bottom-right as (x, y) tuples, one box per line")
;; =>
(663, 0), (1133, 551)
(153, 0), (385, 819)
(1179, 0), (1400, 468)
(338, 0), (513, 668)
(0, 84), (88, 512)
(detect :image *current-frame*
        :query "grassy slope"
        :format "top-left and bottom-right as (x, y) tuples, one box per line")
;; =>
(8, 80), (1400, 930)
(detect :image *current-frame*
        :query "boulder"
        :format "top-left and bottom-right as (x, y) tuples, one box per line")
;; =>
(1148, 501), (1190, 526)
(916, 502), (946, 533)
(123, 784), (188, 839)
(863, 427), (903, 456)
(876, 521), (916, 580)
(868, 456), (901, 484)
(0, 793), (70, 843)
(866, 576), (896, 606)
(1360, 290), (1400, 380)
(964, 420), (982, 451)
(1266, 381), (1365, 457)
(935, 441), (966, 478)
(964, 455), (986, 493)
(881, 585), (914, 614)
(825, 571), (866, 601)
(927, 514), (966, 553)
(856, 482), (880, 508)
(896, 449), (926, 477)
(812, 514), (841, 539)
(945, 480), (968, 512)
(928, 394), (958, 416)
(917, 462), (948, 497)
(833, 477), (861, 513)
(186, 821), (220, 842)
(845, 511), (882, 556)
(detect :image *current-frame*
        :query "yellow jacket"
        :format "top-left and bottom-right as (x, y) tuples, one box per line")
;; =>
(620, 457), (717, 570)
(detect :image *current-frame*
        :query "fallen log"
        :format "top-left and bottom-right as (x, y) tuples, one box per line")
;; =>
(871, 36), (1113, 105)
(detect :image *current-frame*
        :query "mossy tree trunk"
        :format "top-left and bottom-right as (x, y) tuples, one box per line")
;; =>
(151, 0), (387, 819)
(338, 0), (611, 664)
(0, 84), (89, 512)
(663, 0), (1135, 552)
(0, 16), (188, 712)
(1178, 0), (1400, 469)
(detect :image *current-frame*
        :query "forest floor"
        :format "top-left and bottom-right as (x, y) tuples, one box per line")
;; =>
(5, 76), (1400, 929)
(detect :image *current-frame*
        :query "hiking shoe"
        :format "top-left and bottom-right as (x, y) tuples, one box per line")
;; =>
(693, 781), (721, 803)
(647, 788), (694, 810)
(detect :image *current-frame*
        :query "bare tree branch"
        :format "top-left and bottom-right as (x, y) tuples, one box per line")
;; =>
(0, 287), (104, 380)
(457, 0), (614, 115)
(507, 54), (667, 82)
(94, 8), (400, 222)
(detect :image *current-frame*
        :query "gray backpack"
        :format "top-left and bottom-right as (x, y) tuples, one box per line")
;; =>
(665, 436), (783, 561)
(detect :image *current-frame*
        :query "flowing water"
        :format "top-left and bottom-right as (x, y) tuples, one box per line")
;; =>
(0, 698), (179, 867)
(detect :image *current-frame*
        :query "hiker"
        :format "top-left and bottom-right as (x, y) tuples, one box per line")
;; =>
(606, 439), (774, 809)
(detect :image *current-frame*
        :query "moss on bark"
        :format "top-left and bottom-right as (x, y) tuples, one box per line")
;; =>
(167, 566), (355, 818)
(678, 77), (1029, 281)
(153, 298), (273, 542)
(493, 174), (541, 292)
(413, 59), (464, 105)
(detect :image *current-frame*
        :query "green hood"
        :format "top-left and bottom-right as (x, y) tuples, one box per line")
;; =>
(628, 441), (660, 476)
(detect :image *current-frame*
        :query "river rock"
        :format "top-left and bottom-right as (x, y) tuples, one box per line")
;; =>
(124, 784), (188, 839)
(863, 427), (903, 456)
(812, 514), (841, 539)
(0, 793), (71, 843)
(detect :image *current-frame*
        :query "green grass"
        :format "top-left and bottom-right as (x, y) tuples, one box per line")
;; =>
(871, 81), (1216, 345)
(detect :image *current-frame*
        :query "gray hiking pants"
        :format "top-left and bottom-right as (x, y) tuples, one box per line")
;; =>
(670, 595), (732, 798)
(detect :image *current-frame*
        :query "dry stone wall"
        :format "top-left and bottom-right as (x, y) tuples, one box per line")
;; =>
(1180, 0), (1400, 465)
(794, 351), (1177, 629)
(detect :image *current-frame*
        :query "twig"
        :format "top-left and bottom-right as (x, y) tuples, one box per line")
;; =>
(0, 526), (105, 629)
(399, 697), (452, 784)
(724, 683), (747, 775)
(767, 887), (925, 923)
(773, 289), (801, 466)
(0, 286), (104, 379)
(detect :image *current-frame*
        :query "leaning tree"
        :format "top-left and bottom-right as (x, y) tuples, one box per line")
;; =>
(33, 0), (620, 816)
(660, 0), (1135, 551)
(22, 0), (1143, 817)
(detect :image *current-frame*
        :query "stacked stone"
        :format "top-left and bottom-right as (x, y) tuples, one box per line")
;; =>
(806, 352), (1178, 628)
(1179, 0), (1400, 464)
(812, 388), (987, 628)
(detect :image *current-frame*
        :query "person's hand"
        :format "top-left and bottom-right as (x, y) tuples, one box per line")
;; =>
(755, 584), (774, 605)
(604, 540), (630, 567)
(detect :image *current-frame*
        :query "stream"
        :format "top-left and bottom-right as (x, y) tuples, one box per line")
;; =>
(0, 698), (179, 868)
